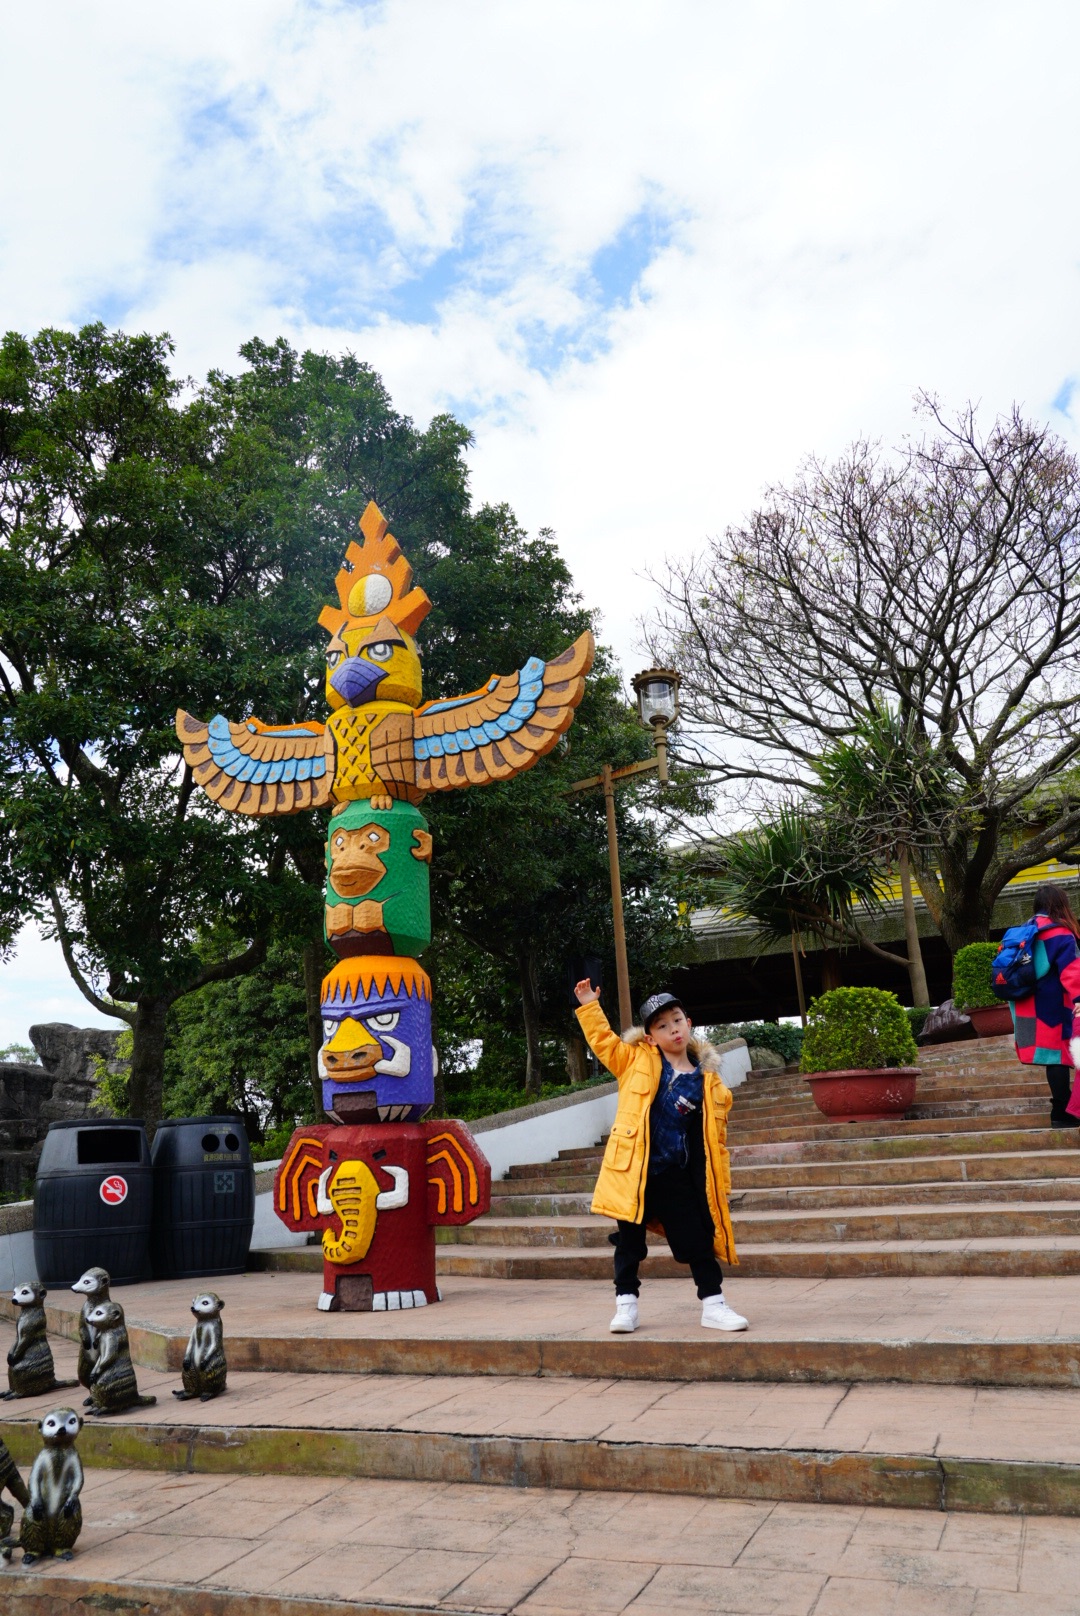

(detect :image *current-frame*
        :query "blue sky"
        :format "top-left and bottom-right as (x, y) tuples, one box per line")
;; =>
(2, 0), (1080, 1041)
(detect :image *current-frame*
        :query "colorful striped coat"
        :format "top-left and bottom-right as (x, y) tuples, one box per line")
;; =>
(1009, 916), (1080, 1065)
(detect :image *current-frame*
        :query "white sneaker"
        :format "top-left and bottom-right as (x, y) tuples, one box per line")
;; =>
(609, 1296), (639, 1333)
(700, 1295), (748, 1332)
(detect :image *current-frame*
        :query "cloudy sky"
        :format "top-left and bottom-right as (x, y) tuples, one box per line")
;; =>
(2, 0), (1078, 1044)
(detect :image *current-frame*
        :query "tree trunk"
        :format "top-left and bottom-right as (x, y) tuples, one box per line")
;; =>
(518, 946), (544, 1099)
(938, 888), (999, 953)
(302, 938), (327, 1124)
(565, 1035), (589, 1085)
(820, 948), (842, 991)
(126, 996), (169, 1132)
(791, 929), (808, 1027)
(898, 846), (931, 1007)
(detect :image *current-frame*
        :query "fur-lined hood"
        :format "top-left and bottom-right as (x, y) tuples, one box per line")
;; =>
(620, 1025), (724, 1074)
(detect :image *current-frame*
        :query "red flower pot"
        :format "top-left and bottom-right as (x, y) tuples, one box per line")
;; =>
(966, 1005), (1013, 1038)
(805, 1068), (919, 1123)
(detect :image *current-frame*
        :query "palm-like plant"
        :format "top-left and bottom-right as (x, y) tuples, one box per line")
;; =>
(709, 805), (901, 1023)
(812, 709), (957, 1007)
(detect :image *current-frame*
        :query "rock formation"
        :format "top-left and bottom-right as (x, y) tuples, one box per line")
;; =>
(0, 1026), (123, 1199)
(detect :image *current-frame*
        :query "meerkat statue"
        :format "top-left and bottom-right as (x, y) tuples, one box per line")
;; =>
(1, 1407), (83, 1563)
(173, 1293), (227, 1402)
(0, 1434), (29, 1542)
(84, 1300), (156, 1416)
(3, 1282), (78, 1401)
(70, 1268), (111, 1396)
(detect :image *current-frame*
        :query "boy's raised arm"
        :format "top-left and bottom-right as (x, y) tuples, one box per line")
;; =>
(573, 981), (637, 1079)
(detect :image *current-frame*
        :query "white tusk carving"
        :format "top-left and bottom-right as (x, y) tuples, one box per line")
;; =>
(374, 1036), (411, 1077)
(432, 1044), (439, 1077)
(315, 1166), (334, 1215)
(375, 1165), (409, 1210)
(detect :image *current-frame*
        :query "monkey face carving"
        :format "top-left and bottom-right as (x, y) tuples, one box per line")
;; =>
(328, 822), (391, 898)
(320, 956), (434, 1122)
(323, 799), (431, 959)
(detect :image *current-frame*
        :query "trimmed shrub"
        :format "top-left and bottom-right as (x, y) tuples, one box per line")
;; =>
(906, 1005), (933, 1039)
(708, 1021), (803, 1064)
(952, 942), (999, 1011)
(800, 987), (919, 1074)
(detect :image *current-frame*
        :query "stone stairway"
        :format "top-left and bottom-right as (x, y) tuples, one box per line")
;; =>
(9, 1032), (1080, 1612)
(436, 1033), (1080, 1279)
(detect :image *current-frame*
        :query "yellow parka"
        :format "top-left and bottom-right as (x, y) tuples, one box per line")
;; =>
(575, 999), (738, 1264)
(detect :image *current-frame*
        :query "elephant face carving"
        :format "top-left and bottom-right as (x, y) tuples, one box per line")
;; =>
(315, 1158), (410, 1265)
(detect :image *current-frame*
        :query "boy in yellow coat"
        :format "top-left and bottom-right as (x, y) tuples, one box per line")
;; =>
(574, 980), (748, 1334)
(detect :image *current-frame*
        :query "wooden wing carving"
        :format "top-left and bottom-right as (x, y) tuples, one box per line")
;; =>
(176, 710), (335, 817)
(425, 1121), (492, 1225)
(400, 629), (595, 794)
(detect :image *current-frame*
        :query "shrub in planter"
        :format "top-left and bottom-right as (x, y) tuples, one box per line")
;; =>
(906, 1005), (932, 1040)
(952, 941), (1013, 1036)
(710, 1021), (803, 1065)
(801, 988), (919, 1073)
(952, 943), (999, 1012)
(800, 987), (919, 1122)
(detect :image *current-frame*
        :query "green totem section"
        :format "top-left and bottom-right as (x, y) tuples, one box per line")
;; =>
(324, 798), (432, 960)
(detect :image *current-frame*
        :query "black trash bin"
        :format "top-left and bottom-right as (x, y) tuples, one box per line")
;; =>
(33, 1119), (152, 1286)
(150, 1116), (255, 1279)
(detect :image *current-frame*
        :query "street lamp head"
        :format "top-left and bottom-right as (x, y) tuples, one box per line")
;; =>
(632, 667), (680, 728)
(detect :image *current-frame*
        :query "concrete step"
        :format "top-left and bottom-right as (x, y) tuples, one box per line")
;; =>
(4, 1377), (1080, 1526)
(9, 1476), (1080, 1612)
(502, 1127), (1080, 1192)
(730, 1124), (1080, 1165)
(18, 1269), (1080, 1389)
(438, 1215), (611, 1247)
(452, 1200), (1080, 1248)
(730, 1107), (1053, 1146)
(729, 1147), (1080, 1189)
(732, 1075), (1048, 1111)
(435, 1237), (1080, 1279)
(492, 1171), (1080, 1218)
(730, 1175), (1080, 1211)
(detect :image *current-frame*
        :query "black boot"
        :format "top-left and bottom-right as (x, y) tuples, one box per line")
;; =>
(1047, 1065), (1080, 1128)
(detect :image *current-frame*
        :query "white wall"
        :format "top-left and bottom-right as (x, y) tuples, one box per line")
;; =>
(470, 1084), (620, 1182)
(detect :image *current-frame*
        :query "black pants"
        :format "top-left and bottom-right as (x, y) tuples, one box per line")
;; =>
(613, 1162), (723, 1300)
(1046, 1063), (1074, 1120)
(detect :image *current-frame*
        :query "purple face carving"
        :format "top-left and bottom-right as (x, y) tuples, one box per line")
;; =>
(319, 956), (434, 1123)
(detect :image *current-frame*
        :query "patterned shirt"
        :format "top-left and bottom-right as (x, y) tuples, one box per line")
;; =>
(648, 1056), (704, 1176)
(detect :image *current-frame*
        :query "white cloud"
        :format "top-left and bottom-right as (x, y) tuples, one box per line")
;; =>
(0, 924), (124, 1052)
(3, 0), (1080, 1021)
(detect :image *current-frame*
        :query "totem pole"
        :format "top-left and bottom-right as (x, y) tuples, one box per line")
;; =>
(176, 502), (594, 1309)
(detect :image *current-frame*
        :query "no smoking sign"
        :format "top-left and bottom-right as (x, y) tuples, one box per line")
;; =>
(99, 1175), (128, 1206)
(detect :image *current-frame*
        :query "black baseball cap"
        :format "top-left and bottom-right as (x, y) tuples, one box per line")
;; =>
(639, 991), (685, 1031)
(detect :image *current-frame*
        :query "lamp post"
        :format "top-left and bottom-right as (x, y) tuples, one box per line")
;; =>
(567, 668), (681, 1033)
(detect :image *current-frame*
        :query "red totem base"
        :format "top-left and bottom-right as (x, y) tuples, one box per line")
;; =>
(273, 1120), (491, 1311)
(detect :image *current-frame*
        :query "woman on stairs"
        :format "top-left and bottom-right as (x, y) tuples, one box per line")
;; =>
(1010, 884), (1080, 1129)
(572, 979), (747, 1333)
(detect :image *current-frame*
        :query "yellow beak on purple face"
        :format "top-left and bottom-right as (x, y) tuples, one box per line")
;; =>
(321, 1017), (380, 1076)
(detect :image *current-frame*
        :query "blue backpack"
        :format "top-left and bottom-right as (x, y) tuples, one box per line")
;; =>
(990, 920), (1052, 1000)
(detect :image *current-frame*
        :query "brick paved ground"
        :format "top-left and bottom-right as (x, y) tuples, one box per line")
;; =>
(7, 1470), (1080, 1614)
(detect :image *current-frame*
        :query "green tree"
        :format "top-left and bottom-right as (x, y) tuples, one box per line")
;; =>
(0, 325), (473, 1125)
(1, 324), (699, 1127)
(706, 805), (897, 1022)
(811, 709), (958, 1006)
(421, 505), (709, 1097)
